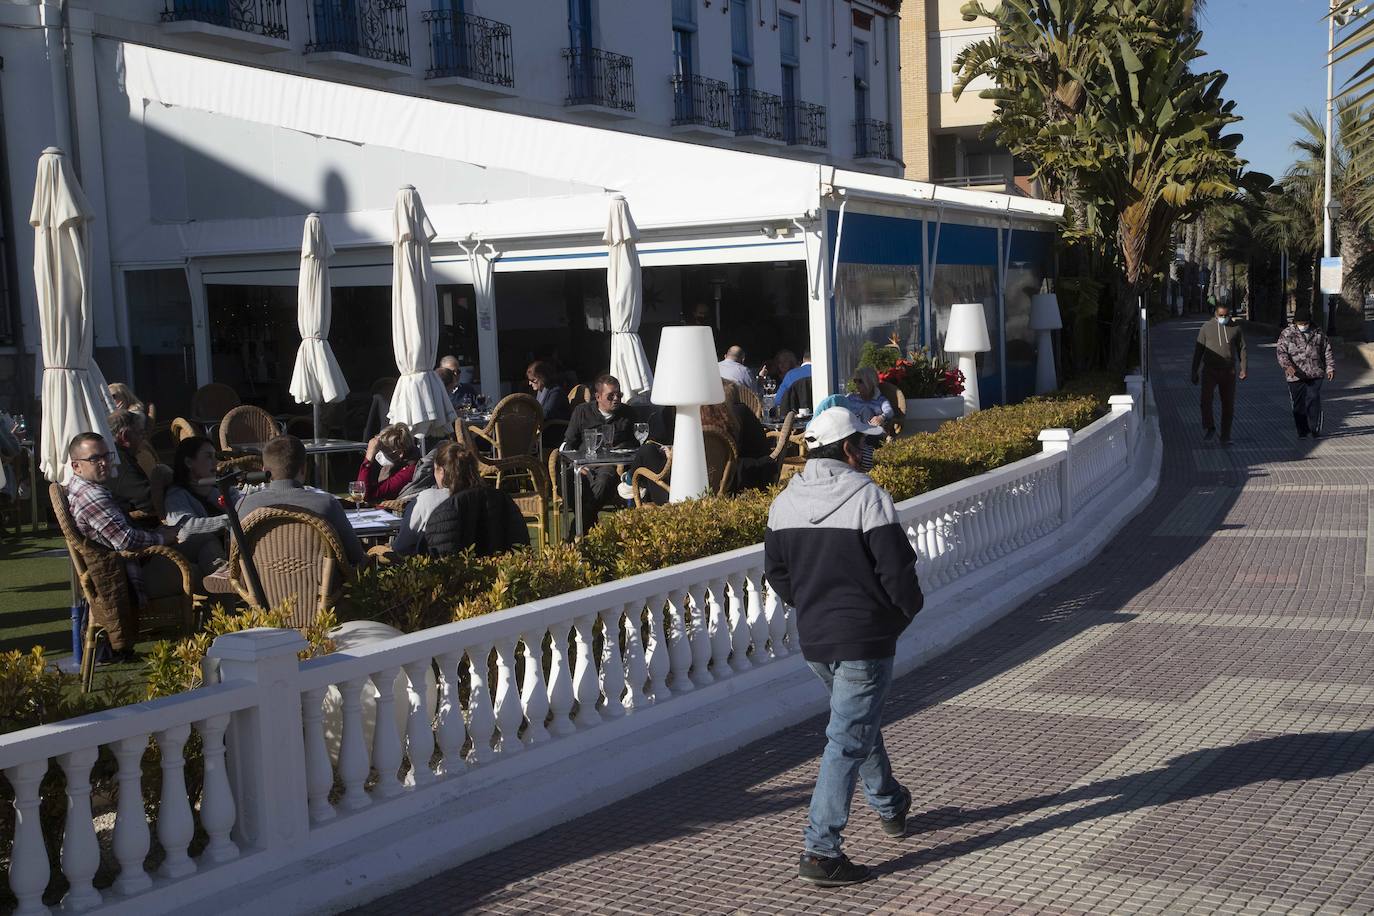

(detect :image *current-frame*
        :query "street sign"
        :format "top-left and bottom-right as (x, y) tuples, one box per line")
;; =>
(1321, 257), (1343, 295)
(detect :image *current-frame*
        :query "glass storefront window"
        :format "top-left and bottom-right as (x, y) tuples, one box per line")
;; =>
(929, 264), (1000, 402)
(833, 263), (921, 381)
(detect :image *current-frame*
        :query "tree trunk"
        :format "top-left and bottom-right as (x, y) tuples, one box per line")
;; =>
(1337, 219), (1367, 338)
(1109, 268), (1142, 372)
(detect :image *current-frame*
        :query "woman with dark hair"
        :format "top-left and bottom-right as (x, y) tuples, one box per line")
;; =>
(356, 423), (421, 502)
(528, 360), (570, 450)
(416, 441), (529, 557)
(161, 436), (238, 578)
(393, 441), (460, 555)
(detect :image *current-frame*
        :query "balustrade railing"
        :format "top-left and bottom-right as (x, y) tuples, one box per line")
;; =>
(306, 0), (410, 66)
(671, 75), (732, 130)
(732, 89), (784, 141)
(855, 118), (895, 160)
(422, 9), (513, 87)
(783, 100), (827, 148)
(563, 47), (635, 111)
(161, 0), (289, 39)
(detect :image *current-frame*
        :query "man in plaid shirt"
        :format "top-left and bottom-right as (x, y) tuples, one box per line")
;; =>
(66, 433), (180, 660)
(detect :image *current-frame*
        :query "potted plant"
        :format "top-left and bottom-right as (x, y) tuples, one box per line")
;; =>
(858, 337), (966, 435)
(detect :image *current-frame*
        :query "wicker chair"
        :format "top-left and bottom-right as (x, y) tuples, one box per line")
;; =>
(191, 383), (241, 426)
(229, 507), (354, 628)
(50, 483), (196, 691)
(218, 404), (278, 473)
(764, 411), (797, 484)
(568, 385), (591, 405)
(632, 429), (738, 507)
(878, 382), (907, 438)
(460, 393), (543, 463)
(736, 386), (764, 419)
(479, 454), (553, 548)
(169, 417), (199, 443)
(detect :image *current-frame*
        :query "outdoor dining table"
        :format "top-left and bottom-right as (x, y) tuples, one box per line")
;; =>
(344, 506), (403, 543)
(557, 446), (639, 539)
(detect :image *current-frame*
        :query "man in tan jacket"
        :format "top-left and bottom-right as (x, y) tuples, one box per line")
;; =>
(1190, 304), (1247, 446)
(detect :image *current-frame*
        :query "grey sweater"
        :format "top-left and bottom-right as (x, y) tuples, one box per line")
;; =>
(1191, 318), (1247, 376)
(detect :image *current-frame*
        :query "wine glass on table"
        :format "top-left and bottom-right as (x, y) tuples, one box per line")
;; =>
(475, 393), (489, 413)
(634, 422), (650, 447)
(347, 480), (366, 512)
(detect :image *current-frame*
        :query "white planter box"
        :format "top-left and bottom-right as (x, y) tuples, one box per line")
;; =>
(904, 395), (965, 434)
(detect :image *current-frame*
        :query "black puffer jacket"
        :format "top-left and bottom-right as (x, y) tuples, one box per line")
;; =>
(424, 487), (530, 558)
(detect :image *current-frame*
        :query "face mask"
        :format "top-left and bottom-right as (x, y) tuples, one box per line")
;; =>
(375, 451), (394, 468)
(1216, 316), (1229, 325)
(1298, 324), (1312, 334)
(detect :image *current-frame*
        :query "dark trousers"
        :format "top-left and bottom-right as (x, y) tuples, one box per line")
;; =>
(1200, 367), (1237, 439)
(1287, 378), (1324, 436)
(571, 465), (619, 534)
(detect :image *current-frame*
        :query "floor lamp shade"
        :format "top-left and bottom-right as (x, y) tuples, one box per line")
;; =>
(1029, 293), (1062, 395)
(945, 303), (991, 415)
(651, 326), (724, 501)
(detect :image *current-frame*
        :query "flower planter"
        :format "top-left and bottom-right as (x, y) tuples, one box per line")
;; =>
(903, 395), (965, 435)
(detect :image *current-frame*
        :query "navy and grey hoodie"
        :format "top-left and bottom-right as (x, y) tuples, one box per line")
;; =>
(763, 459), (923, 663)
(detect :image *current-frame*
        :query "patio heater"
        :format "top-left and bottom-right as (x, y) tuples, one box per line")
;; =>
(945, 303), (992, 415)
(1029, 293), (1063, 395)
(650, 325), (725, 502)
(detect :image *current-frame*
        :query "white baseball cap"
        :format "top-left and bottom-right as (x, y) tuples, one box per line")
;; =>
(803, 406), (885, 449)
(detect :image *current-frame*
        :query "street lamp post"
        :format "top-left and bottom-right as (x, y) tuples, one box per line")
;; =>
(1325, 1), (1337, 333)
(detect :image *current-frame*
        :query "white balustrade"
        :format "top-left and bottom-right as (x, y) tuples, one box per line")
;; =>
(665, 590), (694, 694)
(571, 615), (603, 728)
(466, 646), (498, 762)
(726, 573), (753, 672)
(58, 747), (101, 912)
(516, 638), (550, 746)
(7, 759), (48, 915)
(154, 724), (195, 879)
(684, 584), (714, 687)
(644, 592), (671, 701)
(436, 651), (469, 768)
(598, 607), (627, 718)
(545, 626), (577, 736)
(198, 714), (240, 862)
(112, 735), (152, 896)
(403, 659), (437, 782)
(492, 639), (524, 752)
(621, 602), (650, 711)
(337, 678), (372, 810)
(706, 578), (733, 679)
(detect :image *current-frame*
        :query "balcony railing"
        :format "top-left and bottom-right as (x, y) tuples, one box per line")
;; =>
(161, 0), (289, 39)
(422, 9), (513, 86)
(306, 0), (410, 66)
(732, 89), (783, 141)
(783, 100), (827, 148)
(855, 118), (895, 160)
(671, 74), (731, 130)
(934, 174), (1015, 191)
(563, 47), (635, 111)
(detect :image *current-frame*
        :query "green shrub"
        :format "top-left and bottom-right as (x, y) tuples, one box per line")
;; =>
(455, 544), (599, 621)
(0, 648), (136, 736)
(343, 551), (496, 633)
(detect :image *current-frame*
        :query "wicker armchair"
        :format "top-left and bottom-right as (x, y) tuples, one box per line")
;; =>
(218, 404), (277, 474)
(229, 507), (354, 628)
(736, 386), (764, 419)
(460, 393), (543, 463)
(765, 411), (797, 484)
(568, 384), (591, 405)
(50, 483), (197, 691)
(478, 454), (552, 548)
(878, 382), (906, 438)
(169, 417), (199, 443)
(191, 383), (241, 426)
(631, 429), (738, 507)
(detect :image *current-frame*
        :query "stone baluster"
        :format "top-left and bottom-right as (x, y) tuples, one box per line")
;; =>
(112, 735), (152, 896)
(684, 583), (714, 687)
(763, 582), (787, 657)
(300, 688), (336, 823)
(198, 714), (240, 862)
(644, 592), (672, 700)
(492, 638), (524, 753)
(705, 578), (733, 678)
(369, 668), (404, 798)
(435, 652), (468, 773)
(519, 633), (551, 745)
(154, 724), (196, 879)
(991, 484), (1012, 558)
(403, 659), (437, 782)
(58, 748), (101, 912)
(6, 758), (49, 915)
(599, 606), (627, 718)
(337, 677), (372, 810)
(726, 574), (753, 672)
(664, 590), (695, 693)
(546, 624), (577, 737)
(620, 602), (650, 711)
(467, 645), (498, 762)
(783, 596), (800, 651)
(572, 614), (604, 727)
(744, 570), (770, 661)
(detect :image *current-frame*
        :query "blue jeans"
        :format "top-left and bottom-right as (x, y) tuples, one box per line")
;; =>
(804, 657), (905, 858)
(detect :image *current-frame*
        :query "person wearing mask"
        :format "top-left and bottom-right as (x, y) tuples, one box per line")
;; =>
(763, 407), (923, 886)
(1190, 303), (1247, 446)
(356, 423), (420, 503)
(718, 346), (760, 396)
(394, 441), (459, 555)
(846, 367), (893, 428)
(161, 436), (240, 582)
(562, 374), (637, 532)
(1276, 307), (1336, 439)
(65, 432), (182, 661)
(238, 435), (366, 568)
(420, 441), (530, 557)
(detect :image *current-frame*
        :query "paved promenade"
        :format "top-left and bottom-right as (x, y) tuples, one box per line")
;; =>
(361, 321), (1374, 915)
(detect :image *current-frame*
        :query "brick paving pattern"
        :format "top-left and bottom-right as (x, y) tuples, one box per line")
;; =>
(357, 322), (1374, 915)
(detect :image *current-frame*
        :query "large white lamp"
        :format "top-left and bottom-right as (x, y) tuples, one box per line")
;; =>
(651, 326), (725, 502)
(945, 302), (992, 415)
(1029, 292), (1063, 395)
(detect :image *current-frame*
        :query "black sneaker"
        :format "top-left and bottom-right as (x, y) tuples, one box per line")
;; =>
(798, 853), (872, 887)
(880, 788), (912, 837)
(1203, 428), (1216, 441)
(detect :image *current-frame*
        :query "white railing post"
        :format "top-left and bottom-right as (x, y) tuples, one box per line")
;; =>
(207, 627), (310, 853)
(1123, 373), (1145, 443)
(1038, 428), (1073, 524)
(1109, 394), (1136, 458)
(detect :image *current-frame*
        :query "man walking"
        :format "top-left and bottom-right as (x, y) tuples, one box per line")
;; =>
(1191, 303), (1247, 445)
(764, 407), (924, 886)
(1276, 308), (1336, 438)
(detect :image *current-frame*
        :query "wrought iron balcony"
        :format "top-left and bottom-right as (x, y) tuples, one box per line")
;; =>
(855, 118), (895, 160)
(671, 75), (731, 131)
(563, 47), (635, 111)
(306, 0), (410, 67)
(161, 0), (289, 39)
(731, 89), (783, 142)
(422, 9), (513, 87)
(783, 100), (827, 148)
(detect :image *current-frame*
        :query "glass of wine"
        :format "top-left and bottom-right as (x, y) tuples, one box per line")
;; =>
(476, 393), (489, 412)
(347, 480), (366, 511)
(634, 422), (650, 446)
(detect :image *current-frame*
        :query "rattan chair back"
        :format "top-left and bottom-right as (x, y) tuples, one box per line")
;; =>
(231, 506), (352, 627)
(191, 383), (241, 424)
(219, 405), (278, 451)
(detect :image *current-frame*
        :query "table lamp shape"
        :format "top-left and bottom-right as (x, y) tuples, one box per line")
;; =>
(945, 302), (992, 414)
(1029, 293), (1063, 395)
(651, 326), (725, 501)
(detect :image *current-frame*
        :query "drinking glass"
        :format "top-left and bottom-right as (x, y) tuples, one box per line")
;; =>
(475, 393), (489, 412)
(459, 394), (473, 413)
(584, 429), (603, 459)
(634, 422), (650, 446)
(347, 481), (366, 511)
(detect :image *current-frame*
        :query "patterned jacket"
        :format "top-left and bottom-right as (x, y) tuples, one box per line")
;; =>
(1276, 325), (1335, 381)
